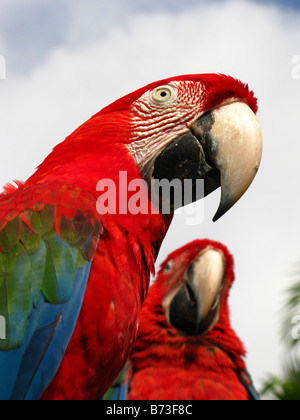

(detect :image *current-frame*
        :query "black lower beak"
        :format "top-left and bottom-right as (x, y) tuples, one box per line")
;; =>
(169, 263), (205, 337)
(169, 282), (219, 337)
(169, 281), (200, 337)
(168, 256), (222, 337)
(151, 131), (220, 213)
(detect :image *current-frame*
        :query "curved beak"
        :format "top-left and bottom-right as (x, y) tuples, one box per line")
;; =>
(167, 249), (225, 336)
(149, 101), (262, 221)
(192, 102), (263, 221)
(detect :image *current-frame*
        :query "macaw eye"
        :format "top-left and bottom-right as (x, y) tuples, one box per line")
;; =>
(153, 87), (173, 102)
(164, 261), (173, 273)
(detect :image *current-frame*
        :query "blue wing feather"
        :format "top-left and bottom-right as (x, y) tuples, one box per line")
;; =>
(247, 384), (260, 401)
(9, 263), (91, 400)
(238, 369), (260, 401)
(112, 382), (128, 400)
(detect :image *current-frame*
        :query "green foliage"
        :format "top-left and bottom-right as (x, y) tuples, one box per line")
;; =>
(262, 367), (300, 400)
(262, 266), (300, 400)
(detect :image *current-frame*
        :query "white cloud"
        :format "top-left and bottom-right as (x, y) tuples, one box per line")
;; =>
(1, 0), (300, 389)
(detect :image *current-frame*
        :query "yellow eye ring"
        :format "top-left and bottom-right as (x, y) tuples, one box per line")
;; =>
(153, 87), (172, 102)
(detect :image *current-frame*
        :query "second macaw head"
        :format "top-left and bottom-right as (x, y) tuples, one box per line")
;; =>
(126, 239), (259, 400)
(137, 239), (237, 342)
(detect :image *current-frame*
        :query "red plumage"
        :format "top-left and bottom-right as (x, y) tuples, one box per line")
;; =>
(98, 74), (258, 116)
(26, 84), (168, 400)
(0, 74), (260, 399)
(127, 240), (254, 400)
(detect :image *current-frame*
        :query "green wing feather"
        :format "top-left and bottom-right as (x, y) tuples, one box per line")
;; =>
(0, 183), (102, 351)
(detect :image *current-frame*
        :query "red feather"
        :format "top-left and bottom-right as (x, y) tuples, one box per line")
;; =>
(98, 74), (258, 116)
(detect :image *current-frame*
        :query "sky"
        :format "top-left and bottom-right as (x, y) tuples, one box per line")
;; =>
(0, 0), (300, 393)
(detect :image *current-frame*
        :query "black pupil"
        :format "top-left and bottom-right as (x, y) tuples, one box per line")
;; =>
(160, 91), (167, 97)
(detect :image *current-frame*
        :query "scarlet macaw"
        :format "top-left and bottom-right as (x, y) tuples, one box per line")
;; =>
(126, 239), (259, 400)
(0, 74), (262, 400)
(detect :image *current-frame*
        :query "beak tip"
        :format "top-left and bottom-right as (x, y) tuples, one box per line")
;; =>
(212, 207), (226, 223)
(212, 214), (220, 223)
(212, 192), (233, 222)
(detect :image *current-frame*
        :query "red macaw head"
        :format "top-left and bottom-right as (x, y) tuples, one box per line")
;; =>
(98, 74), (263, 221)
(30, 74), (262, 223)
(138, 239), (236, 342)
(127, 240), (255, 400)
